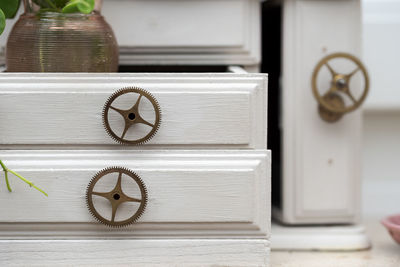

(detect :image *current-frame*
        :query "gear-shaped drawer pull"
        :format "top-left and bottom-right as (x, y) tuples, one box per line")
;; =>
(312, 53), (369, 122)
(103, 87), (161, 145)
(86, 167), (148, 227)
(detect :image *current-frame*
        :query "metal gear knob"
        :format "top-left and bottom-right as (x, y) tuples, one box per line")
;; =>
(86, 167), (148, 227)
(311, 53), (369, 122)
(103, 87), (161, 144)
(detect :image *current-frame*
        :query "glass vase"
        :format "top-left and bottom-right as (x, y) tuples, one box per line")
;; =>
(6, 0), (119, 72)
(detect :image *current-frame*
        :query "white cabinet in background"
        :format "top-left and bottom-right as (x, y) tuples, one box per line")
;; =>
(276, 0), (364, 225)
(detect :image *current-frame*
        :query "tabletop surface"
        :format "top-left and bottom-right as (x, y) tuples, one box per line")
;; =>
(271, 219), (400, 267)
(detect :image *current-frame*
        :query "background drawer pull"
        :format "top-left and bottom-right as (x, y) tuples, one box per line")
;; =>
(86, 167), (148, 227)
(312, 53), (369, 122)
(103, 87), (161, 145)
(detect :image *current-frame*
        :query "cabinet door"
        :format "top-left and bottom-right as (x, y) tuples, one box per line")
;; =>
(278, 0), (363, 224)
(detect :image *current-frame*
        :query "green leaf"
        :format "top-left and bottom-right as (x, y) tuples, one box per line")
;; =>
(0, 9), (5, 35)
(0, 0), (21, 19)
(62, 0), (94, 14)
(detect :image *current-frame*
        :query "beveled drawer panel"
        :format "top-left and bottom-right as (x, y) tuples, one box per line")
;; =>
(95, 0), (261, 65)
(0, 150), (270, 239)
(0, 73), (267, 148)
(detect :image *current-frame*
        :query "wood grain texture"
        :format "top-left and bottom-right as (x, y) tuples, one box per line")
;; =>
(0, 150), (270, 238)
(0, 73), (268, 149)
(0, 239), (270, 267)
(280, 0), (362, 224)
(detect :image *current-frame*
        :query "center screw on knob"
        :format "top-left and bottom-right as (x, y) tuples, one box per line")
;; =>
(128, 113), (136, 120)
(334, 76), (347, 90)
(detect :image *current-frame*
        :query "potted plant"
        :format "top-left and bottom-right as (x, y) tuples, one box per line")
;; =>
(1, 0), (118, 72)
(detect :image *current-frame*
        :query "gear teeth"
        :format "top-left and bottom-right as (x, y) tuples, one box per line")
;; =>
(86, 167), (148, 228)
(102, 87), (162, 145)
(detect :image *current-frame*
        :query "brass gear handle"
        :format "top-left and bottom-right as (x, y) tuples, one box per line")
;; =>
(86, 167), (148, 227)
(312, 53), (369, 122)
(103, 87), (161, 145)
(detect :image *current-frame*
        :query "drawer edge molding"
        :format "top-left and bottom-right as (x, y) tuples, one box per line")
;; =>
(0, 239), (270, 267)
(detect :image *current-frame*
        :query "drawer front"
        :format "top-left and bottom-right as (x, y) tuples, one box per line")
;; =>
(0, 150), (270, 239)
(98, 0), (260, 65)
(0, 73), (267, 148)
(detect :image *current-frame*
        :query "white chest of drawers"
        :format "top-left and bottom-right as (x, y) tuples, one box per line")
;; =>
(0, 0), (369, 261)
(0, 73), (270, 266)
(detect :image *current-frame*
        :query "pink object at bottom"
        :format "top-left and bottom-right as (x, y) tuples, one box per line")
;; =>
(381, 214), (400, 244)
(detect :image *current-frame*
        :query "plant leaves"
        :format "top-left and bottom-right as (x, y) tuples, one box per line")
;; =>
(62, 0), (94, 14)
(0, 9), (5, 35)
(0, 0), (21, 19)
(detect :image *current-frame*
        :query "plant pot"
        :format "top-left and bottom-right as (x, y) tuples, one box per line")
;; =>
(6, 0), (119, 72)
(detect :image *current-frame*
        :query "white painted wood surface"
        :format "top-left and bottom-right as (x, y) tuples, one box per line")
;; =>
(0, 0), (262, 67)
(271, 222), (370, 251)
(272, 220), (400, 266)
(280, 0), (362, 224)
(0, 73), (267, 148)
(0, 150), (270, 238)
(0, 239), (270, 267)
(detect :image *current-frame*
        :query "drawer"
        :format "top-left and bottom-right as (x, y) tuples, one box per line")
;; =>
(0, 150), (270, 239)
(0, 73), (267, 148)
(0, 0), (261, 66)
